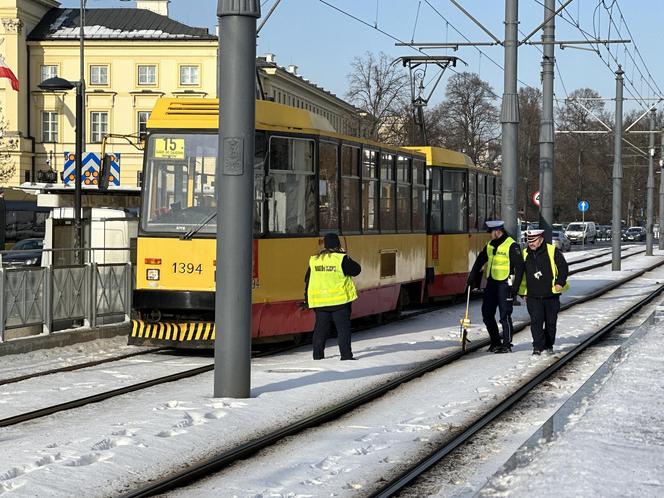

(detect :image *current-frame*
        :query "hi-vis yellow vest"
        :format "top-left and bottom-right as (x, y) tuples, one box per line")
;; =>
(307, 252), (358, 308)
(518, 243), (570, 296)
(484, 237), (515, 281)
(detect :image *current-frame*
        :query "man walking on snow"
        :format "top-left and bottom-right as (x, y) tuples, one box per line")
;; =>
(518, 229), (569, 355)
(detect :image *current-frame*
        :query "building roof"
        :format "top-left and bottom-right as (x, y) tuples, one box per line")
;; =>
(28, 8), (216, 41)
(256, 57), (359, 112)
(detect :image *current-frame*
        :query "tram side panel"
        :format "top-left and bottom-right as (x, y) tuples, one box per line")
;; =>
(426, 232), (490, 298)
(132, 233), (427, 345)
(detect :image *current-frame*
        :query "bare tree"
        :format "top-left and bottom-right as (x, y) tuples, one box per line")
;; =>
(0, 104), (17, 184)
(345, 51), (410, 143)
(427, 72), (499, 167)
(555, 88), (613, 222)
(518, 87), (541, 221)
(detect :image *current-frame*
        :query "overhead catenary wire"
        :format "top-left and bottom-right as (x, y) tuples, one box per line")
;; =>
(315, 0), (497, 103)
(533, 0), (653, 112)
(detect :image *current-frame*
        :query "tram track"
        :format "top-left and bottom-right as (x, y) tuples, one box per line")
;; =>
(0, 250), (647, 433)
(0, 249), (635, 434)
(0, 347), (168, 387)
(0, 245), (626, 391)
(372, 275), (664, 497)
(119, 255), (664, 497)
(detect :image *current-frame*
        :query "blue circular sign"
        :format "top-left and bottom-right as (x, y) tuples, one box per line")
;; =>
(578, 200), (589, 212)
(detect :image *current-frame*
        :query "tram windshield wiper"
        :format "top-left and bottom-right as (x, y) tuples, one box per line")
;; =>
(181, 211), (217, 240)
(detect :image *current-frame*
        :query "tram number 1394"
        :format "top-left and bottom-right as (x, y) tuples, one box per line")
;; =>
(172, 262), (203, 274)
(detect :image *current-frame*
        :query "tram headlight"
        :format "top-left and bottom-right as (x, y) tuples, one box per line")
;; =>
(146, 268), (160, 281)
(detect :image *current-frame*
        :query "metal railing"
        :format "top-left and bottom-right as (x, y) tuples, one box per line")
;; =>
(0, 247), (133, 342)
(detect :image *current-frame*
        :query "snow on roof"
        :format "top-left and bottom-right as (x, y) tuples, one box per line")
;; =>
(28, 8), (216, 41)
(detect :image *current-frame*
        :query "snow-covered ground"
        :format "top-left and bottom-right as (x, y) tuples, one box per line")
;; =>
(479, 305), (664, 497)
(0, 249), (662, 497)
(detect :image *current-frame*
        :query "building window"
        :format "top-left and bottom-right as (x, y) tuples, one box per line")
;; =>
(40, 65), (57, 82)
(137, 111), (150, 142)
(179, 65), (199, 85)
(89, 65), (108, 85)
(41, 111), (58, 142)
(138, 65), (157, 85)
(90, 111), (108, 143)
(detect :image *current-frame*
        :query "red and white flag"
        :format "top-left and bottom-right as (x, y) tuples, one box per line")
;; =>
(0, 56), (19, 91)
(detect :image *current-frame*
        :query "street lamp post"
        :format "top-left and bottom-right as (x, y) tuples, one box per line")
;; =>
(39, 77), (83, 263)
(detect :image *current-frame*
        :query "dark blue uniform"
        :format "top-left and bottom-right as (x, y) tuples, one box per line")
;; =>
(468, 232), (525, 352)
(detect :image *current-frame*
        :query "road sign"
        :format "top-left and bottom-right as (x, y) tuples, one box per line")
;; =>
(532, 190), (541, 207)
(63, 152), (121, 187)
(578, 200), (589, 212)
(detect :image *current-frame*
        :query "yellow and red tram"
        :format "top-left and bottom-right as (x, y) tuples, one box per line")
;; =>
(129, 99), (499, 347)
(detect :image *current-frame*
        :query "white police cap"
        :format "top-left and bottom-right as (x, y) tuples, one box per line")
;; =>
(526, 229), (545, 240)
(485, 220), (505, 231)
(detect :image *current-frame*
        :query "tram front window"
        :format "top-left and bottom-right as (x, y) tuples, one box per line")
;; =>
(142, 133), (218, 234)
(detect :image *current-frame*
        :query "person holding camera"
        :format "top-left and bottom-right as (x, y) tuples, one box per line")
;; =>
(304, 233), (361, 360)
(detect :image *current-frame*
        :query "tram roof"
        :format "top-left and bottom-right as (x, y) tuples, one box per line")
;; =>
(405, 146), (483, 171)
(147, 98), (338, 134)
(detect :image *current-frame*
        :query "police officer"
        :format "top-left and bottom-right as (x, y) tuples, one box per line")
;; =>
(467, 220), (525, 353)
(304, 233), (362, 360)
(518, 229), (569, 355)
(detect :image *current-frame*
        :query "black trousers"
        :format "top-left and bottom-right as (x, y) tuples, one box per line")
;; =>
(312, 303), (353, 360)
(527, 295), (560, 351)
(482, 279), (513, 348)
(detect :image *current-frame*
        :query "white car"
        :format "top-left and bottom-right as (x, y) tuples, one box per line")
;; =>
(565, 221), (597, 244)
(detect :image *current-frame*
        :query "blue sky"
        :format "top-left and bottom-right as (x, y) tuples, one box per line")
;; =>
(64, 0), (663, 113)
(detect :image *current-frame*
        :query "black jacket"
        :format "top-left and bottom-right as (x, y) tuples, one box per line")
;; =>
(304, 250), (361, 311)
(522, 243), (569, 298)
(467, 233), (525, 295)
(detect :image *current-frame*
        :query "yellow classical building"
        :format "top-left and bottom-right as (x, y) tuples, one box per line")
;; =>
(0, 0), (360, 188)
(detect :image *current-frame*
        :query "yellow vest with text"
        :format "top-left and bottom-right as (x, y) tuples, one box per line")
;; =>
(307, 252), (358, 308)
(518, 243), (570, 296)
(484, 237), (515, 281)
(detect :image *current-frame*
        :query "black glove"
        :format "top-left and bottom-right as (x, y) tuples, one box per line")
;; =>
(466, 272), (477, 290)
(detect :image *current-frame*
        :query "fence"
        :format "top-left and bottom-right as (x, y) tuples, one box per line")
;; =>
(0, 247), (133, 342)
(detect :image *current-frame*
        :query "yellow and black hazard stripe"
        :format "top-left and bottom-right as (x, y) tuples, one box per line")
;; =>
(129, 320), (215, 347)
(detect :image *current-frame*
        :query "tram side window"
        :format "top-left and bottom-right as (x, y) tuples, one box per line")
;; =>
(477, 173), (487, 228)
(362, 148), (379, 232)
(412, 159), (426, 232)
(487, 176), (496, 220)
(267, 136), (316, 234)
(341, 144), (361, 232)
(396, 155), (411, 232)
(380, 152), (396, 232)
(443, 170), (467, 233)
(254, 132), (267, 234)
(429, 169), (442, 233)
(468, 171), (477, 231)
(319, 141), (339, 232)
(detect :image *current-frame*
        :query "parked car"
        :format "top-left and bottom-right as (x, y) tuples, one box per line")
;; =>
(622, 226), (646, 242)
(565, 221), (597, 244)
(595, 224), (611, 240)
(1, 238), (44, 266)
(552, 230), (571, 252)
